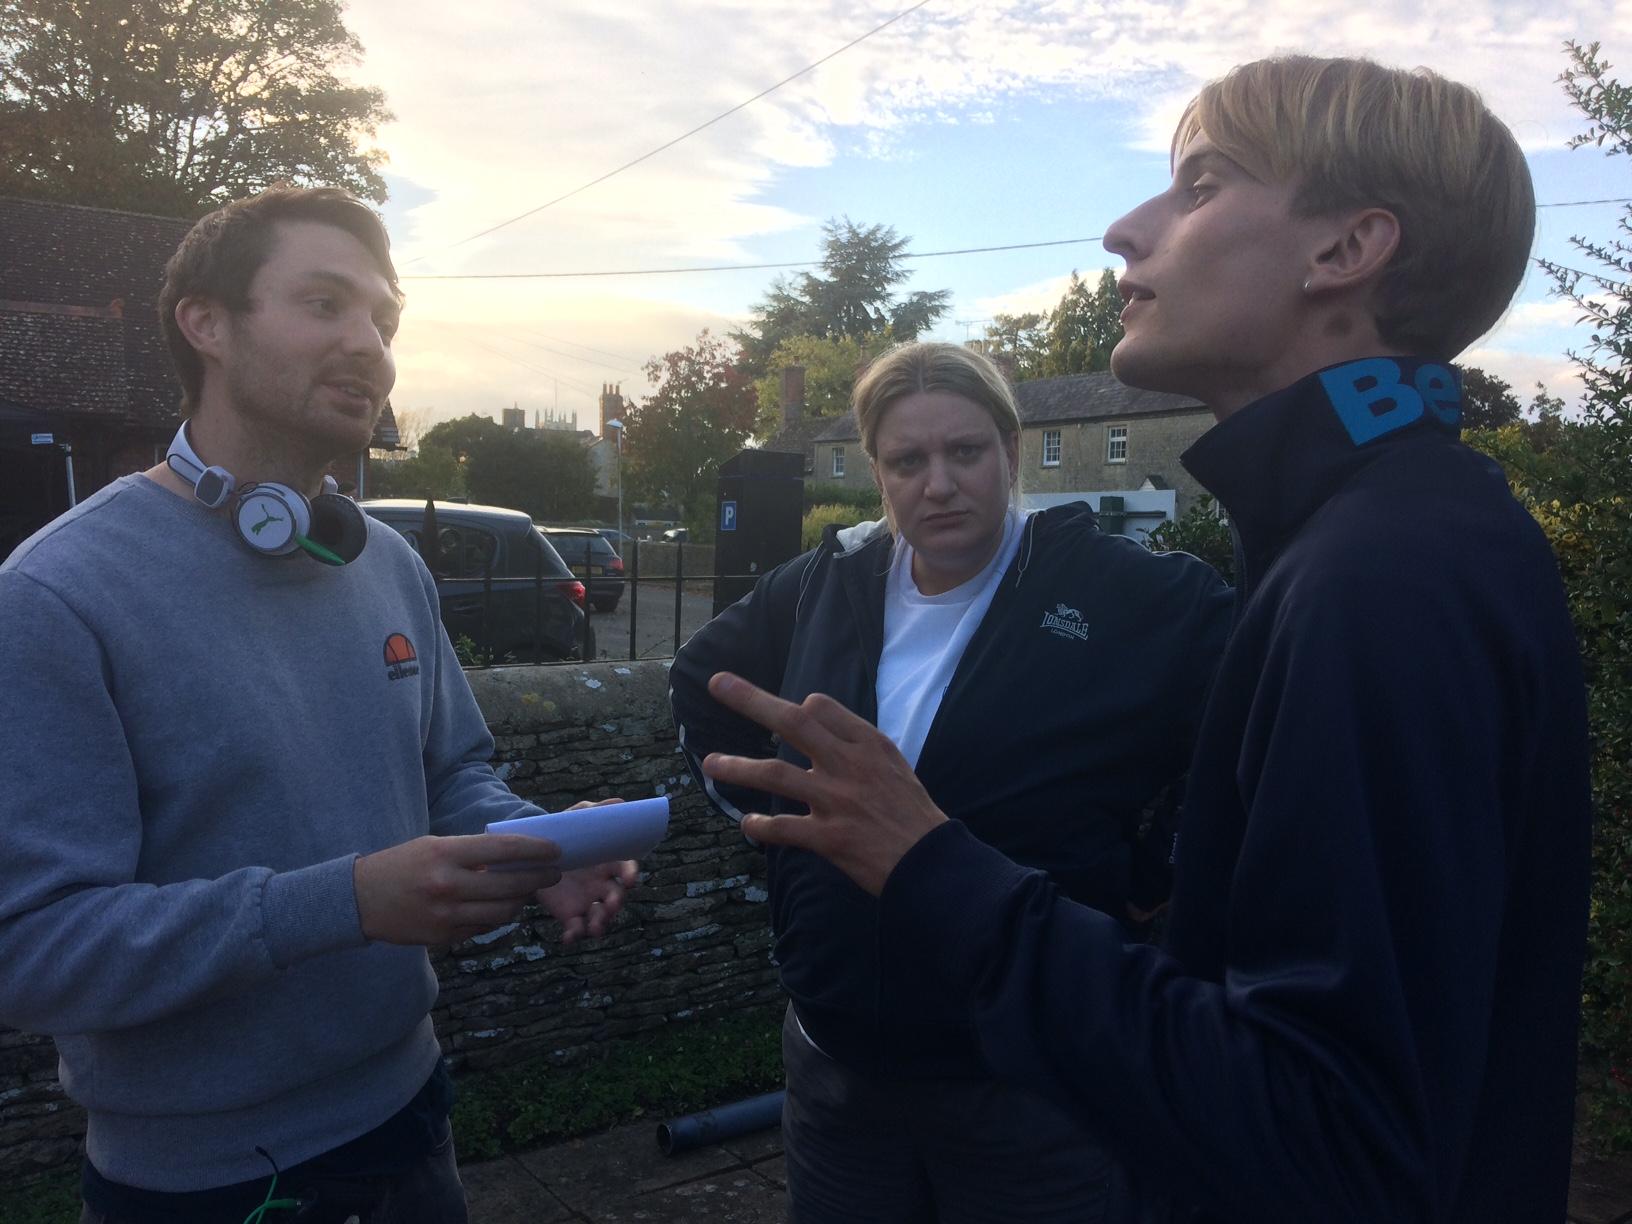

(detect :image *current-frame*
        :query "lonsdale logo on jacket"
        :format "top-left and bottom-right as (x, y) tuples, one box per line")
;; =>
(1040, 603), (1091, 641)
(383, 632), (420, 681)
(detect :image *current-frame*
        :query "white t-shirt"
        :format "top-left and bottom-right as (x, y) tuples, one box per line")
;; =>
(876, 509), (1027, 769)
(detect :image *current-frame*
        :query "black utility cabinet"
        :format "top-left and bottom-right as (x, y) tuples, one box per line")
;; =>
(713, 449), (804, 615)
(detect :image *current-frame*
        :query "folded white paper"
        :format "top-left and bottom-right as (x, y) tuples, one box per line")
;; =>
(486, 796), (669, 870)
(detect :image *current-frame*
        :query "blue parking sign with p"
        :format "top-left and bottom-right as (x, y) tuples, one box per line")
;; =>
(720, 500), (738, 532)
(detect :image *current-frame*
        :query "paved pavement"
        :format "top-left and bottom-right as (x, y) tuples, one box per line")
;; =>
(461, 1114), (1632, 1223)
(461, 1117), (787, 1223)
(1573, 1138), (1632, 1224)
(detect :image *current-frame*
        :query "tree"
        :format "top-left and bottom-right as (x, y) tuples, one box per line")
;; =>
(1041, 269), (1124, 377)
(387, 406), (431, 455)
(981, 312), (1049, 381)
(752, 332), (891, 439)
(624, 331), (759, 538)
(466, 431), (596, 523)
(1455, 365), (1523, 430)
(0, 0), (390, 216)
(421, 414), (508, 464)
(366, 444), (465, 502)
(734, 218), (950, 374)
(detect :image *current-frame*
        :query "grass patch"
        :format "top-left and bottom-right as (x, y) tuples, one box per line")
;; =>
(0, 1166), (76, 1224)
(452, 1006), (785, 1161)
(0, 1007), (785, 1223)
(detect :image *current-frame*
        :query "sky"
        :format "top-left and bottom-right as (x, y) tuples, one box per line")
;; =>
(337, 0), (1632, 435)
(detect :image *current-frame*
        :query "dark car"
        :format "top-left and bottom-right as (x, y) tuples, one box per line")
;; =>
(361, 500), (594, 662)
(538, 526), (625, 613)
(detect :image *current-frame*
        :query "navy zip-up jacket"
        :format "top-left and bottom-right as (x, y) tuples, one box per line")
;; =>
(671, 503), (1232, 1078)
(877, 359), (1592, 1221)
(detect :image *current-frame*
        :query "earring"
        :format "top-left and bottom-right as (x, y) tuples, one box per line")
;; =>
(1303, 278), (1313, 294)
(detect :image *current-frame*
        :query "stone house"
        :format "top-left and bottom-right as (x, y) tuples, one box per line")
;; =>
(0, 196), (398, 562)
(1011, 371), (1215, 535)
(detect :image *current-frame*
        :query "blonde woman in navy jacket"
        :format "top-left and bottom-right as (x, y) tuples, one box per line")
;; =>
(671, 341), (1231, 1223)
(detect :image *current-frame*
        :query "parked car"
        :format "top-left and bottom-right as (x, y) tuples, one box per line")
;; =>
(361, 500), (594, 662)
(538, 526), (625, 613)
(661, 527), (689, 542)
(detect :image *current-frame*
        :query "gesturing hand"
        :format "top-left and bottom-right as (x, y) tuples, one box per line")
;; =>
(699, 672), (947, 896)
(354, 833), (563, 946)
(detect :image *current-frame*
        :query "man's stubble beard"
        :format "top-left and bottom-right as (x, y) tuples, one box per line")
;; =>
(225, 352), (380, 466)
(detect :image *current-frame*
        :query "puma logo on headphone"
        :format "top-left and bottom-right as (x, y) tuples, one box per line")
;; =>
(165, 422), (369, 566)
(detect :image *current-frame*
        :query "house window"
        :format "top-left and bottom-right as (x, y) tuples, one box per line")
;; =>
(1042, 429), (1062, 467)
(1106, 424), (1128, 464)
(832, 446), (846, 478)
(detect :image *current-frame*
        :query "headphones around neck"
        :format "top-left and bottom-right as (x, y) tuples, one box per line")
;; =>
(165, 422), (369, 566)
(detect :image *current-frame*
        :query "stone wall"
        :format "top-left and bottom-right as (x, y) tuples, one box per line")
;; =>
(0, 659), (780, 1180)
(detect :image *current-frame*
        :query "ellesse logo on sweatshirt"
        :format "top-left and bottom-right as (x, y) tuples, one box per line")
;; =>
(384, 633), (420, 681)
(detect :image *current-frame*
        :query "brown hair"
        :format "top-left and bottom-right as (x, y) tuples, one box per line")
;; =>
(1173, 56), (1534, 358)
(157, 185), (402, 411)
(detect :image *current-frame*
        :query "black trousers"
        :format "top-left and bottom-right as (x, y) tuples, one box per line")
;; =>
(781, 1004), (1125, 1224)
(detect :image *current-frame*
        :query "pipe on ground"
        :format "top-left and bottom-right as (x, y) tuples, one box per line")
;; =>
(656, 1090), (785, 1156)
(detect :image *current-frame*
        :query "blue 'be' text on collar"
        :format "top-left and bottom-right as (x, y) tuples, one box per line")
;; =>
(1319, 358), (1461, 446)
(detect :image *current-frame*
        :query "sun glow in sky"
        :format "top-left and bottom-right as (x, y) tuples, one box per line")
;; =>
(340, 0), (1631, 431)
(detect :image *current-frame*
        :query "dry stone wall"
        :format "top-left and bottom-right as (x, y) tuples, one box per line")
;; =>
(0, 659), (780, 1180)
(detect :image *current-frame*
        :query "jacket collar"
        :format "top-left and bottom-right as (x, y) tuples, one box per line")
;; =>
(1180, 356), (1463, 569)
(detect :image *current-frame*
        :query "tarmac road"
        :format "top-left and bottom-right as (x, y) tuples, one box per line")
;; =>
(591, 579), (718, 661)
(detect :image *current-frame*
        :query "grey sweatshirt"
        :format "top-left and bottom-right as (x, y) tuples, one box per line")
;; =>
(0, 475), (541, 1190)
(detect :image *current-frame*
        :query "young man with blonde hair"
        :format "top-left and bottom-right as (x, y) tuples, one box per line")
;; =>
(697, 56), (1591, 1221)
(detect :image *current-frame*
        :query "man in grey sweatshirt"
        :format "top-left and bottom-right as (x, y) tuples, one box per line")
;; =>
(0, 186), (637, 1222)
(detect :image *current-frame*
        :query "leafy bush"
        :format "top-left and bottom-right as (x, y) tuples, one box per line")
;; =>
(802, 481), (882, 517)
(1143, 495), (1235, 584)
(802, 503), (877, 551)
(1465, 38), (1632, 1150)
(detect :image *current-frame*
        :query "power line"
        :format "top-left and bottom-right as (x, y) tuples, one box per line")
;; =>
(410, 0), (934, 260)
(1536, 196), (1632, 208)
(399, 198), (1632, 283)
(460, 333), (601, 398)
(401, 234), (1107, 281)
(514, 329), (645, 368)
(493, 328), (641, 375)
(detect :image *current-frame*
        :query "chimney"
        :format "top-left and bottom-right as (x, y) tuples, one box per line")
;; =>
(599, 382), (623, 437)
(780, 365), (806, 428)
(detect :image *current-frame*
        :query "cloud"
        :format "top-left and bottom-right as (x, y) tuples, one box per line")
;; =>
(390, 286), (734, 429)
(336, 0), (1621, 423)
(969, 268), (1118, 319)
(1459, 346), (1584, 406)
(353, 0), (1616, 266)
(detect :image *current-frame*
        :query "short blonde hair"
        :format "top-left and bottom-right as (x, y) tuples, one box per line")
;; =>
(1174, 56), (1534, 359)
(853, 341), (1021, 462)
